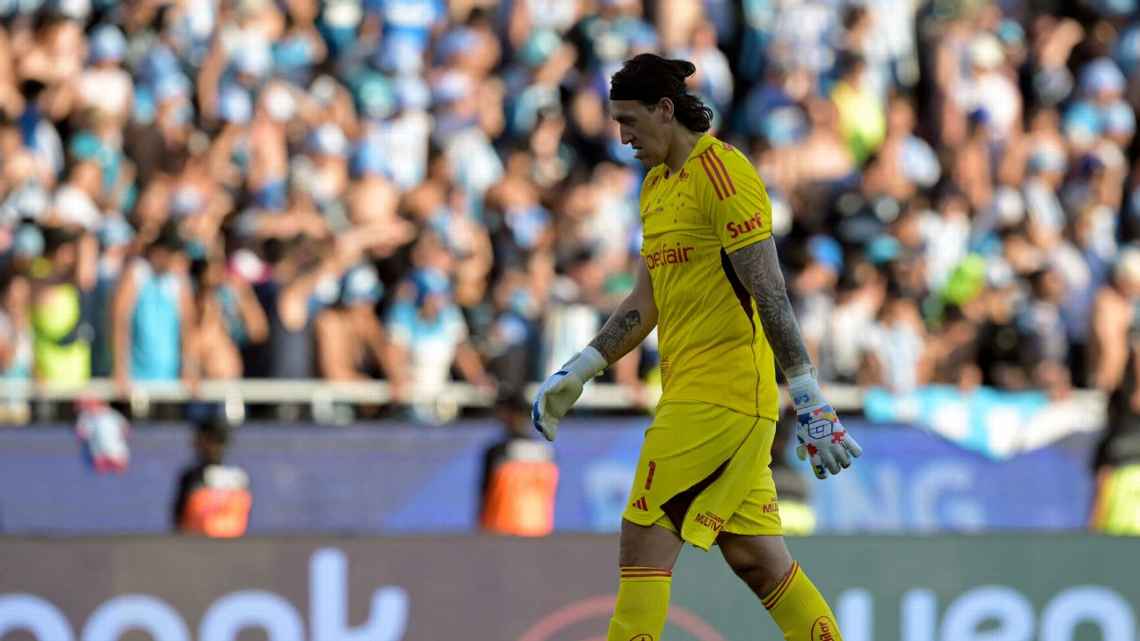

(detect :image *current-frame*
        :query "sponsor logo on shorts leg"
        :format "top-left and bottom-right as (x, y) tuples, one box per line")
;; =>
(630, 635), (654, 641)
(811, 616), (837, 641)
(694, 511), (725, 532)
(762, 501), (779, 514)
(632, 497), (649, 511)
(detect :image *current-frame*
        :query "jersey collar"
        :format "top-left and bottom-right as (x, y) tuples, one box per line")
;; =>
(663, 133), (718, 179)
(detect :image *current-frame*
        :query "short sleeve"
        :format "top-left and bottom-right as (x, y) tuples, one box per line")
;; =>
(386, 302), (416, 346)
(444, 306), (469, 343)
(696, 145), (773, 252)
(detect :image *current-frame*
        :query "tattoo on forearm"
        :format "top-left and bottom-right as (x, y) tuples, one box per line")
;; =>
(729, 242), (813, 378)
(620, 310), (641, 332)
(590, 309), (643, 363)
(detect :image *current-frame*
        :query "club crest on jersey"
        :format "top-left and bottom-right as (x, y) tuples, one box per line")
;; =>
(725, 211), (765, 239)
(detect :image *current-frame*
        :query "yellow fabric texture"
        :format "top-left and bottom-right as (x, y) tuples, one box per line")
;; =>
(622, 402), (782, 550)
(765, 562), (845, 641)
(638, 133), (778, 421)
(607, 567), (672, 641)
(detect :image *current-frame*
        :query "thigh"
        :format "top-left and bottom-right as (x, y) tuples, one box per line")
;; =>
(618, 518), (685, 570)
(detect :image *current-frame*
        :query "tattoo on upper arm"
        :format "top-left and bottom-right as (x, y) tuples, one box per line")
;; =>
(729, 242), (812, 376)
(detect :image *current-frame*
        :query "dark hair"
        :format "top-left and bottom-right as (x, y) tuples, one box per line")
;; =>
(609, 54), (713, 132)
(195, 416), (231, 445)
(42, 225), (79, 255)
(150, 220), (183, 252)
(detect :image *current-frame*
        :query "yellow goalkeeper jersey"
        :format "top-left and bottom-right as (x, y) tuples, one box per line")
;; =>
(640, 133), (778, 420)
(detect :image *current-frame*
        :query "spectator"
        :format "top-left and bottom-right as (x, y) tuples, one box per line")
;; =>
(975, 265), (1037, 390)
(91, 216), (134, 377)
(386, 267), (493, 424)
(189, 246), (268, 381)
(315, 261), (406, 395)
(1092, 248), (1140, 397)
(925, 305), (982, 390)
(1091, 248), (1140, 535)
(76, 24), (133, 126)
(830, 53), (885, 165)
(479, 389), (558, 537)
(791, 235), (841, 369)
(111, 221), (194, 392)
(246, 235), (340, 380)
(860, 282), (927, 393)
(172, 417), (252, 538)
(1020, 265), (1071, 391)
(30, 225), (96, 386)
(0, 269), (32, 380)
(823, 259), (885, 383)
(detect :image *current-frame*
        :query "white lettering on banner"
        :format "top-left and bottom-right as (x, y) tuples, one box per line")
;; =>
(902, 589), (937, 641)
(0, 594), (73, 640)
(0, 548), (409, 641)
(200, 591), (305, 641)
(831, 465), (902, 529)
(940, 586), (1033, 641)
(836, 585), (1136, 641)
(913, 466), (984, 532)
(311, 548), (408, 641)
(82, 595), (191, 641)
(1040, 587), (1135, 641)
(835, 589), (871, 641)
(827, 462), (984, 531)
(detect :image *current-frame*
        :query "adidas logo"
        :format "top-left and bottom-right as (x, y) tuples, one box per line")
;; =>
(632, 497), (648, 511)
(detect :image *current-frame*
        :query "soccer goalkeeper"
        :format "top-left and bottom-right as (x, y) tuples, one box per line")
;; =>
(533, 54), (862, 641)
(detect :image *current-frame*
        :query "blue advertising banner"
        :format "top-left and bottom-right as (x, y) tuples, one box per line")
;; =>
(0, 418), (1097, 535)
(553, 420), (1099, 533)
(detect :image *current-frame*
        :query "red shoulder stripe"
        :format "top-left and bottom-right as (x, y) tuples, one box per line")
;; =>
(709, 150), (736, 196)
(698, 151), (728, 200)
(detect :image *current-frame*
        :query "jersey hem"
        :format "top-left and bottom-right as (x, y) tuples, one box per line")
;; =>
(655, 398), (779, 423)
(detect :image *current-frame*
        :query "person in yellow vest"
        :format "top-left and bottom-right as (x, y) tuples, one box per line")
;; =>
(172, 417), (252, 538)
(29, 225), (97, 387)
(479, 390), (559, 537)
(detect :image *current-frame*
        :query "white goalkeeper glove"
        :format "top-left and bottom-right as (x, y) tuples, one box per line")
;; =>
(789, 371), (863, 479)
(532, 346), (608, 441)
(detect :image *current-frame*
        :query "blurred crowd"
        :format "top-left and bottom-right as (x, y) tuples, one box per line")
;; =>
(0, 0), (1138, 423)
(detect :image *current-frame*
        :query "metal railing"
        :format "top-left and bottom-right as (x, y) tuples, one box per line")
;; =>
(0, 378), (1107, 425)
(0, 376), (1108, 426)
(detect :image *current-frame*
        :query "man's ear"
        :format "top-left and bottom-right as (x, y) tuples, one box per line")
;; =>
(658, 97), (674, 123)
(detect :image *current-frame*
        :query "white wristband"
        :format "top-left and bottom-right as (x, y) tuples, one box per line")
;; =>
(787, 370), (823, 406)
(564, 346), (608, 381)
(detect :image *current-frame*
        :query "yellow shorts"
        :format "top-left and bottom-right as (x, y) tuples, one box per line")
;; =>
(621, 401), (781, 550)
